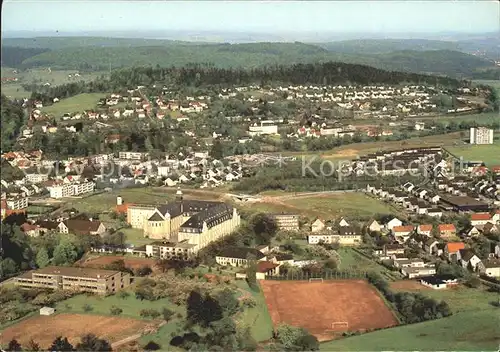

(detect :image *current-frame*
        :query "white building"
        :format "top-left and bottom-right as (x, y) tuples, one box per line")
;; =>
(6, 196), (28, 210)
(470, 127), (494, 145)
(25, 173), (49, 184)
(118, 151), (148, 160)
(248, 121), (278, 136)
(48, 181), (94, 199)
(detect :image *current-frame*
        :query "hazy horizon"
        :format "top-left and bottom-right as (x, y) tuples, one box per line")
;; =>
(2, 0), (499, 41)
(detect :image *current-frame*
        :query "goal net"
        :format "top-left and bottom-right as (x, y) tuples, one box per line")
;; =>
(309, 278), (324, 283)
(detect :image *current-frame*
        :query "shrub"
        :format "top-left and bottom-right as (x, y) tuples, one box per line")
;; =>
(110, 305), (123, 316)
(83, 304), (93, 312)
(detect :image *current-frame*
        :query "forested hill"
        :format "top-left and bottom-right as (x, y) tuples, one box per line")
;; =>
(1, 39), (497, 79)
(28, 62), (463, 105)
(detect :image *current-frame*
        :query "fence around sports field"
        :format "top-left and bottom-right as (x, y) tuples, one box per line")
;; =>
(266, 269), (368, 281)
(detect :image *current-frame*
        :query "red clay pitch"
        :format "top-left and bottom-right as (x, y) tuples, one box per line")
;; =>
(260, 279), (398, 341)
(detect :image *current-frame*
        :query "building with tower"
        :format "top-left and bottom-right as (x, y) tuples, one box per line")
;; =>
(126, 188), (241, 257)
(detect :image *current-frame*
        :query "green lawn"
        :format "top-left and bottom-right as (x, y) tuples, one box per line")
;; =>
(320, 309), (499, 351)
(42, 93), (108, 117)
(233, 280), (274, 342)
(55, 292), (182, 320)
(447, 140), (500, 166)
(336, 248), (401, 280)
(322, 285), (499, 350)
(391, 285), (498, 314)
(121, 228), (155, 246)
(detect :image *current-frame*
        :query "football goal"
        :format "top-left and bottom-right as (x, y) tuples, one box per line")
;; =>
(331, 321), (349, 330)
(309, 278), (324, 283)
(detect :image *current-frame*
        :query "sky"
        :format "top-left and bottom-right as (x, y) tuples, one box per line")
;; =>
(2, 0), (499, 35)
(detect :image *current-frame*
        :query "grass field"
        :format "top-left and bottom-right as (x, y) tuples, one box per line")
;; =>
(42, 93), (108, 117)
(1, 68), (106, 99)
(320, 309), (499, 351)
(321, 284), (499, 350)
(233, 280), (274, 342)
(336, 248), (402, 280)
(120, 228), (156, 246)
(244, 192), (397, 220)
(65, 188), (174, 214)
(55, 292), (182, 319)
(447, 140), (500, 166)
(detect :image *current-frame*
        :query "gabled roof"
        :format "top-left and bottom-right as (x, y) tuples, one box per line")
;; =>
(256, 261), (280, 273)
(418, 224), (433, 232)
(64, 219), (103, 234)
(459, 248), (476, 262)
(148, 212), (164, 221)
(471, 213), (492, 221)
(393, 225), (414, 233)
(438, 224), (456, 232)
(217, 247), (266, 260)
(446, 242), (465, 253)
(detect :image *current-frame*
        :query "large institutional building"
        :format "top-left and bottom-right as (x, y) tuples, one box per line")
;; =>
(470, 127), (494, 145)
(15, 266), (131, 295)
(127, 189), (241, 258)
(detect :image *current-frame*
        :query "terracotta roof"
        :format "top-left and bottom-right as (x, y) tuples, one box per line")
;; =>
(438, 224), (456, 232)
(446, 242), (465, 253)
(115, 203), (132, 214)
(418, 224), (433, 231)
(471, 213), (492, 221)
(256, 261), (279, 273)
(393, 225), (414, 233)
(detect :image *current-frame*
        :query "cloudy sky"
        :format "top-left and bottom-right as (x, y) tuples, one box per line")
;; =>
(2, 0), (499, 35)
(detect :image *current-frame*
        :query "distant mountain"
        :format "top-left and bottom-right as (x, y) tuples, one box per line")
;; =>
(2, 37), (498, 79)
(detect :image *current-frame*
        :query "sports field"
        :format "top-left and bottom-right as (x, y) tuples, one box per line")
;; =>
(0, 313), (158, 349)
(78, 254), (157, 270)
(243, 192), (398, 220)
(260, 280), (398, 341)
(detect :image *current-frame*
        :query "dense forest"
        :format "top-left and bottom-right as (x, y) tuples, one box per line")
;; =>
(0, 95), (26, 152)
(2, 40), (498, 79)
(1, 46), (49, 68)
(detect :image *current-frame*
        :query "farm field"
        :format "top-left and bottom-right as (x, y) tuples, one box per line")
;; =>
(78, 254), (157, 270)
(260, 280), (398, 341)
(320, 309), (499, 351)
(0, 313), (156, 349)
(41, 93), (108, 116)
(1, 68), (106, 99)
(244, 192), (397, 220)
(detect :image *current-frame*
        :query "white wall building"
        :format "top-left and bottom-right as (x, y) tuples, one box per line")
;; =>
(470, 127), (494, 145)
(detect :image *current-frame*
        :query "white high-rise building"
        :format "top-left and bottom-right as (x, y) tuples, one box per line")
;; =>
(470, 127), (494, 145)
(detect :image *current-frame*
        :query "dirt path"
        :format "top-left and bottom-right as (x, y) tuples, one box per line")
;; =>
(111, 333), (142, 349)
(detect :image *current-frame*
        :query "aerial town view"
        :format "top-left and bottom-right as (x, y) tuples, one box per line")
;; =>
(0, 0), (499, 351)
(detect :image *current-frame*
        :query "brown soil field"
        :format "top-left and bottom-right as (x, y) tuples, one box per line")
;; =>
(390, 280), (431, 291)
(80, 255), (157, 270)
(260, 280), (398, 341)
(0, 313), (155, 348)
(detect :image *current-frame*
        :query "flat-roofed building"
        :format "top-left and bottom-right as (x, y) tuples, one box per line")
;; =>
(15, 266), (131, 295)
(271, 213), (300, 231)
(470, 127), (494, 145)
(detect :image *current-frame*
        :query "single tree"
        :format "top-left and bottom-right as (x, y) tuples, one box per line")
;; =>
(7, 339), (22, 351)
(35, 247), (50, 268)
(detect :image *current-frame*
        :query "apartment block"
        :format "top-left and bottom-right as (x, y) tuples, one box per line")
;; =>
(6, 196), (29, 210)
(118, 151), (148, 160)
(271, 213), (300, 231)
(470, 127), (494, 145)
(48, 181), (95, 199)
(25, 173), (49, 184)
(15, 266), (131, 295)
